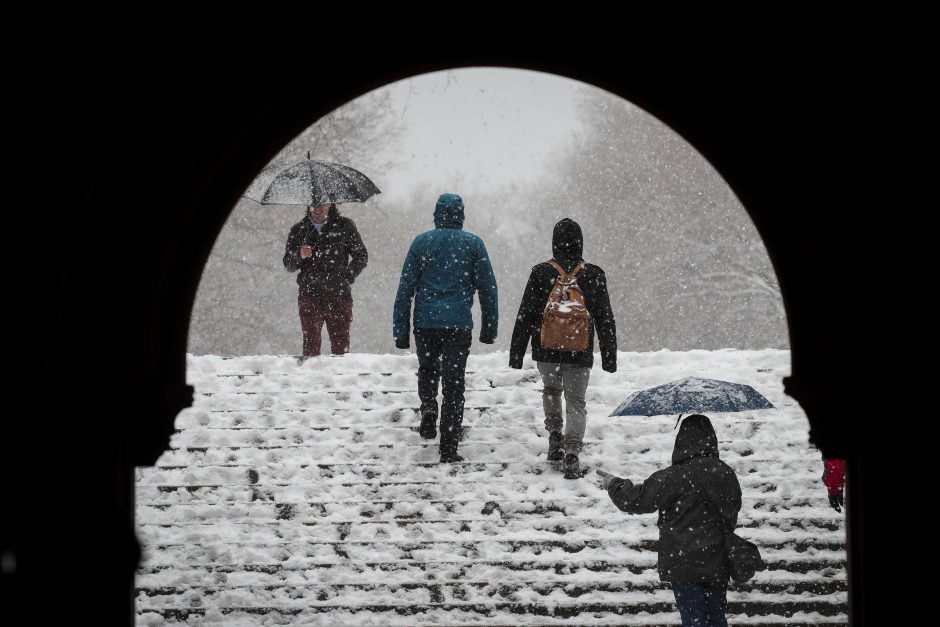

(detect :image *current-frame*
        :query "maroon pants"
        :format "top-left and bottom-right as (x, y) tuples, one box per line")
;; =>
(298, 293), (353, 356)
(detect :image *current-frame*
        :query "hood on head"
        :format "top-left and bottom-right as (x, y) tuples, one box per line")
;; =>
(671, 414), (720, 465)
(552, 218), (583, 261)
(434, 193), (465, 228)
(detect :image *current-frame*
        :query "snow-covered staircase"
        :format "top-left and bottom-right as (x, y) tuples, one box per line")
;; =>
(135, 351), (847, 626)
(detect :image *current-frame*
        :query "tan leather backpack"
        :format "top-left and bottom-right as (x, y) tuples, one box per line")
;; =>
(540, 260), (591, 352)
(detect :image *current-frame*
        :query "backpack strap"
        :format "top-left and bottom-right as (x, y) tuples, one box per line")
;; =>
(546, 260), (565, 278)
(546, 260), (586, 279)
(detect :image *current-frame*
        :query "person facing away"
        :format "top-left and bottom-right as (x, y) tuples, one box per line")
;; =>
(509, 218), (617, 479)
(599, 414), (742, 627)
(822, 457), (846, 512)
(393, 193), (498, 463)
(283, 202), (368, 357)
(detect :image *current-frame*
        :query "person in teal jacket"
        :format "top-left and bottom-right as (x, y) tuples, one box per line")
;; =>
(393, 193), (498, 463)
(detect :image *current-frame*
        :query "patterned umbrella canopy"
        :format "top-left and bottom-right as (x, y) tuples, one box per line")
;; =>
(610, 377), (774, 416)
(244, 158), (380, 207)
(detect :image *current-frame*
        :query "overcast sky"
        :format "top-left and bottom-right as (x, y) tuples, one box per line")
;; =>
(378, 68), (587, 202)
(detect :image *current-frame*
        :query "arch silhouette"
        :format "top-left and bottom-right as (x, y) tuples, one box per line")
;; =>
(27, 7), (930, 626)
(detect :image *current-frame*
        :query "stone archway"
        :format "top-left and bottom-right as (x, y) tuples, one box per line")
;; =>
(32, 7), (930, 626)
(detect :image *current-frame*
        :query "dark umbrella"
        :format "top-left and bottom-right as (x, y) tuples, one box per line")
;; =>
(610, 377), (774, 416)
(244, 154), (381, 206)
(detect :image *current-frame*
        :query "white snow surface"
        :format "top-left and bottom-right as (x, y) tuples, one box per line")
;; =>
(136, 349), (847, 625)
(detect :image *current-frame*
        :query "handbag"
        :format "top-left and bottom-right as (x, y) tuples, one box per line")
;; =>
(723, 529), (764, 583)
(687, 473), (765, 583)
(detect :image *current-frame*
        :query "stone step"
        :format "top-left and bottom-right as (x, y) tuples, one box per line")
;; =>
(136, 580), (846, 606)
(146, 461), (829, 490)
(135, 599), (847, 619)
(136, 475), (830, 503)
(138, 514), (841, 546)
(137, 606), (844, 627)
(174, 408), (801, 428)
(135, 494), (846, 526)
(139, 543), (844, 573)
(136, 555), (846, 579)
(153, 444), (824, 468)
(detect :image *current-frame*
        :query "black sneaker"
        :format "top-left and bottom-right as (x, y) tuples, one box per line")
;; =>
(563, 453), (580, 479)
(440, 451), (465, 464)
(547, 431), (564, 461)
(419, 411), (438, 439)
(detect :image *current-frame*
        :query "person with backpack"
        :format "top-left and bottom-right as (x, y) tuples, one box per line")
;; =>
(393, 193), (499, 463)
(509, 218), (617, 478)
(598, 414), (743, 627)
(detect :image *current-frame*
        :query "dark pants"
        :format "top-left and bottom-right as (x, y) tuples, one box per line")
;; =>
(414, 328), (472, 456)
(298, 293), (352, 356)
(671, 582), (729, 627)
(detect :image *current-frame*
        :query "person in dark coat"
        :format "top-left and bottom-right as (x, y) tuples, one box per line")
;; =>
(283, 202), (368, 356)
(509, 218), (617, 478)
(600, 414), (742, 627)
(393, 193), (498, 463)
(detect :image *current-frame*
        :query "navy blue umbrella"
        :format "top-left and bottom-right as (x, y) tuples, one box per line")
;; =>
(610, 377), (774, 416)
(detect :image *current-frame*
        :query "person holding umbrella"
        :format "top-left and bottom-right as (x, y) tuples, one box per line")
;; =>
(598, 414), (743, 627)
(283, 202), (368, 356)
(245, 156), (379, 358)
(393, 193), (498, 463)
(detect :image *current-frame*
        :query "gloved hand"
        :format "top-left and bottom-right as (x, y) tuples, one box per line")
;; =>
(596, 469), (621, 491)
(828, 491), (844, 512)
(395, 339), (410, 350)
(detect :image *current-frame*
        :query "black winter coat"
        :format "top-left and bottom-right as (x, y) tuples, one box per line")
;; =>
(606, 415), (742, 583)
(282, 206), (368, 300)
(509, 219), (617, 371)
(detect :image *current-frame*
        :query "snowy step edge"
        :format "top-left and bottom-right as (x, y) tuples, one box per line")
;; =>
(134, 565), (844, 590)
(134, 610), (843, 627)
(133, 578), (846, 596)
(134, 494), (843, 518)
(138, 534), (844, 553)
(132, 598), (847, 618)
(135, 556), (846, 577)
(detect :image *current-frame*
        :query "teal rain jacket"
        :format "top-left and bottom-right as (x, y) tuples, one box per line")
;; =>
(393, 194), (498, 346)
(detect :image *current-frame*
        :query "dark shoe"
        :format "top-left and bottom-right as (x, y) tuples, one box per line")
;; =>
(563, 453), (580, 479)
(547, 431), (564, 461)
(419, 410), (438, 439)
(440, 451), (465, 464)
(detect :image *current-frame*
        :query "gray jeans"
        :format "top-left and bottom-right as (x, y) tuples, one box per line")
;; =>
(537, 361), (591, 455)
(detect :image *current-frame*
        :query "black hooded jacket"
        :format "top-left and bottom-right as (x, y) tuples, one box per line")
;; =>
(509, 218), (617, 371)
(283, 205), (368, 300)
(606, 415), (742, 583)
